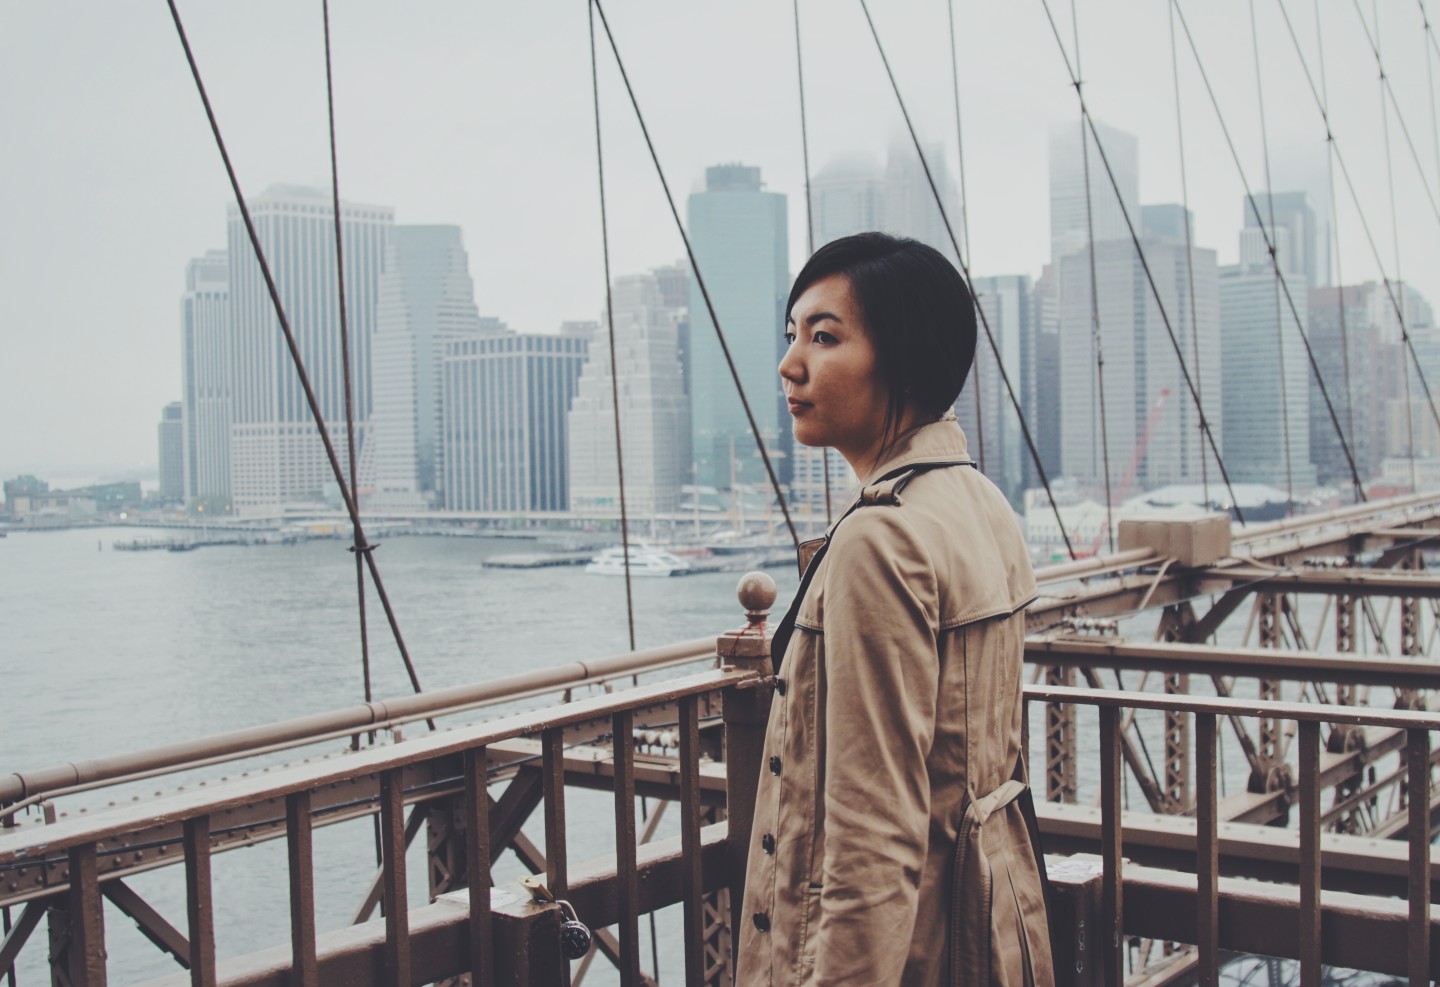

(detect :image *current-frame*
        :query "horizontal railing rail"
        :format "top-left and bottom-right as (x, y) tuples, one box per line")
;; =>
(0, 664), (761, 986)
(0, 637), (717, 815)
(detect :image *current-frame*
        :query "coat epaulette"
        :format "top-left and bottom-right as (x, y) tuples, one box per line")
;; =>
(859, 467), (918, 506)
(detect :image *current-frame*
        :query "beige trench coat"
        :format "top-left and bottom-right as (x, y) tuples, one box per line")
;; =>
(736, 417), (1054, 987)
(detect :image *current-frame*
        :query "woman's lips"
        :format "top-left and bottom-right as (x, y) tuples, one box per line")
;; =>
(787, 398), (810, 414)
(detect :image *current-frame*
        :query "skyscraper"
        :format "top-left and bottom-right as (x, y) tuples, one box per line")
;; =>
(1049, 120), (1139, 263)
(1244, 192), (1322, 287)
(1219, 252), (1315, 492)
(883, 140), (962, 264)
(568, 271), (690, 516)
(809, 151), (885, 249)
(1307, 283), (1396, 486)
(179, 249), (230, 506)
(1028, 265), (1063, 491)
(365, 225), (483, 510)
(226, 185), (392, 513)
(687, 164), (789, 490)
(158, 402), (184, 503)
(441, 328), (587, 512)
(965, 275), (1032, 500)
(1059, 208), (1221, 495)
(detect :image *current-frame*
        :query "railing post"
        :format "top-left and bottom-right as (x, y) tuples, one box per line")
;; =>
(1044, 858), (1104, 987)
(52, 844), (105, 987)
(1408, 728), (1432, 987)
(1099, 706), (1124, 987)
(720, 573), (776, 959)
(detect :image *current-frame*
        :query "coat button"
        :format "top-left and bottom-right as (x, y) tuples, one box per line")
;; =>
(761, 833), (776, 854)
(753, 912), (770, 932)
(769, 755), (782, 775)
(775, 677), (787, 696)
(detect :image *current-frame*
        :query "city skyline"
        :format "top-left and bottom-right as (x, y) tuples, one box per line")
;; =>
(6, 3), (1438, 474)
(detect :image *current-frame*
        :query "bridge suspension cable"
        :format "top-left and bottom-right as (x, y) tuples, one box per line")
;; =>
(1249, 0), (1298, 513)
(1313, 0), (1361, 494)
(857, 0), (1079, 560)
(945, 0), (987, 479)
(590, 0), (800, 551)
(1361, 0), (1419, 493)
(1353, 0), (1440, 234)
(1067, 0), (1118, 552)
(321, 0), (377, 716)
(1272, 0), (1440, 464)
(165, 0), (431, 717)
(587, 0), (637, 652)
(1037, 0), (1249, 525)
(1167, 1), (1367, 504)
(1167, 0), (1213, 510)
(791, 0), (834, 524)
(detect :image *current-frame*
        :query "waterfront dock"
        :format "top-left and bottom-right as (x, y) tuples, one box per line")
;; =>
(483, 550), (596, 568)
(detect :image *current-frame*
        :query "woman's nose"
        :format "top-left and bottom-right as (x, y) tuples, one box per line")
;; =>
(778, 341), (802, 382)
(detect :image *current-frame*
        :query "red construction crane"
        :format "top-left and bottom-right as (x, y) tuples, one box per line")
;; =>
(1090, 387), (1172, 555)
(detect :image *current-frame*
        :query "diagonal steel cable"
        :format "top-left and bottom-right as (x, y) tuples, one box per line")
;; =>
(590, 0), (799, 551)
(857, 0), (1079, 559)
(792, 0), (834, 525)
(321, 0), (376, 713)
(1168, 0), (1213, 509)
(1067, 0), (1117, 551)
(166, 0), (431, 721)
(588, 0), (636, 651)
(1250, 0), (1297, 513)
(1272, 0), (1440, 454)
(1360, 0), (1418, 491)
(947, 0), (987, 476)
(1169, 0), (1366, 503)
(1313, 0), (1361, 499)
(1036, 0), (1249, 524)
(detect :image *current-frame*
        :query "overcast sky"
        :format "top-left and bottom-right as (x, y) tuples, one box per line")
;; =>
(4, 1), (1440, 478)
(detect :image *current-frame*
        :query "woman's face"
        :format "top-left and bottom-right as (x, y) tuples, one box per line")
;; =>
(779, 273), (898, 472)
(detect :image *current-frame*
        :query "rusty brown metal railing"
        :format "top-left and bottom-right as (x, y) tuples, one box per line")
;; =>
(1028, 684), (1440, 986)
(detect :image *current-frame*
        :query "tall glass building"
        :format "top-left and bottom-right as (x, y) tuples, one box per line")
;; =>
(365, 225), (483, 510)
(1219, 260), (1315, 492)
(686, 164), (789, 491)
(179, 249), (230, 506)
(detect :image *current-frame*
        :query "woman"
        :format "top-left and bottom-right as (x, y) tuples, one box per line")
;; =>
(737, 233), (1054, 987)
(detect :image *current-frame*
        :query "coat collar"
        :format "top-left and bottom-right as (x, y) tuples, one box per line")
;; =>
(857, 411), (973, 487)
(814, 413), (976, 542)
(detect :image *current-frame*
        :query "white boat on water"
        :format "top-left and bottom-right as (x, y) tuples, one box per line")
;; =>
(585, 544), (692, 577)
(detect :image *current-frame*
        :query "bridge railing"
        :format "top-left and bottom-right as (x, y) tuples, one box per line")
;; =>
(0, 653), (771, 986)
(1028, 683), (1440, 987)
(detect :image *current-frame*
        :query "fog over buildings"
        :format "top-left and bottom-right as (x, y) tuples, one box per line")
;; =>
(6, 2), (1440, 506)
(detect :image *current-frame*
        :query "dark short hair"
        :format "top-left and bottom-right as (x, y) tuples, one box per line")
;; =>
(786, 232), (977, 454)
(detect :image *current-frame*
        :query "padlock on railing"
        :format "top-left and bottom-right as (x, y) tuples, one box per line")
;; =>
(556, 900), (592, 959)
(519, 875), (593, 960)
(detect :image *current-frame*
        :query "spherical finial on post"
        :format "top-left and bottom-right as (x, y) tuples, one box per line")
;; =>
(737, 571), (777, 623)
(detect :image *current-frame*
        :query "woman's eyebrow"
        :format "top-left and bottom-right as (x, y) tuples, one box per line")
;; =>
(805, 311), (842, 327)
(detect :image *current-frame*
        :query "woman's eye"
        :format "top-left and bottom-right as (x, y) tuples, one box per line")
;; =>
(783, 331), (796, 345)
(813, 330), (837, 345)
